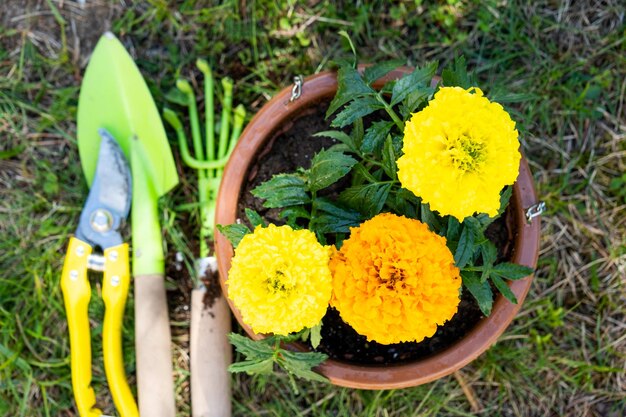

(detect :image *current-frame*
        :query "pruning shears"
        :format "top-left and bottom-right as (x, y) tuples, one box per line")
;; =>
(61, 129), (138, 417)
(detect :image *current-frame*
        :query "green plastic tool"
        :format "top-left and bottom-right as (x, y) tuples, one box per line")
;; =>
(77, 32), (178, 416)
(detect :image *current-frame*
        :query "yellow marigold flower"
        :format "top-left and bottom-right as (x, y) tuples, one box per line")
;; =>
(330, 213), (461, 344)
(227, 224), (332, 335)
(397, 86), (521, 220)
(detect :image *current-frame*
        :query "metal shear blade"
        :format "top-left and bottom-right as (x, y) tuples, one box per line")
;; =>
(76, 129), (131, 250)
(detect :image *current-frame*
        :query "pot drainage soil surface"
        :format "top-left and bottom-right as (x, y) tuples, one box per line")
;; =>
(235, 102), (514, 365)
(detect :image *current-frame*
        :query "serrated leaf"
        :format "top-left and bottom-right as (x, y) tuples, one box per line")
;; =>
(309, 198), (362, 234)
(462, 271), (493, 316)
(228, 358), (274, 375)
(228, 333), (274, 359)
(245, 208), (266, 227)
(400, 86), (434, 120)
(331, 96), (384, 128)
(361, 120), (394, 154)
(480, 241), (498, 282)
(308, 149), (357, 192)
(386, 189), (418, 219)
(327, 65), (375, 117)
(314, 130), (359, 154)
(442, 56), (475, 89)
(363, 59), (406, 84)
(420, 203), (442, 232)
(279, 206), (310, 228)
(454, 225), (476, 268)
(279, 350), (329, 383)
(381, 135), (397, 179)
(216, 224), (250, 248)
(310, 323), (322, 349)
(252, 174), (310, 208)
(326, 143), (353, 153)
(281, 349), (328, 367)
(351, 163), (379, 185)
(492, 263), (534, 280)
(497, 186), (513, 216)
(352, 117), (364, 151)
(390, 61), (438, 106)
(446, 216), (461, 241)
(491, 275), (518, 304)
(338, 183), (391, 218)
(481, 241), (498, 267)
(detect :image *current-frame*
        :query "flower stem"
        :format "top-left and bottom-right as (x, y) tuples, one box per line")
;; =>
(376, 93), (404, 131)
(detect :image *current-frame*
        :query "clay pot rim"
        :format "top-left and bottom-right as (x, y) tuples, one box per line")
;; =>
(215, 70), (541, 390)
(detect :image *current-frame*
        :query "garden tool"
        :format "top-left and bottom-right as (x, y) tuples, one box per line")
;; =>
(61, 129), (137, 417)
(77, 32), (178, 416)
(163, 59), (245, 417)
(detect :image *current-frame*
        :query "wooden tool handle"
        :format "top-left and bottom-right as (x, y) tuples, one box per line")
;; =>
(134, 274), (176, 417)
(190, 286), (232, 417)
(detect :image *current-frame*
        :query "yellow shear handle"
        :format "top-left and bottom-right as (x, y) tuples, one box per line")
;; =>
(61, 237), (102, 417)
(102, 243), (139, 417)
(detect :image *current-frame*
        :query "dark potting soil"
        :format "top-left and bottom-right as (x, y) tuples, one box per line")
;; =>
(236, 101), (516, 365)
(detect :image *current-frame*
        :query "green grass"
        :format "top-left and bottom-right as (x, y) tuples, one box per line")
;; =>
(1, 1), (625, 416)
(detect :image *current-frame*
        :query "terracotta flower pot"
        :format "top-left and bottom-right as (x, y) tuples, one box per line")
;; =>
(215, 70), (541, 389)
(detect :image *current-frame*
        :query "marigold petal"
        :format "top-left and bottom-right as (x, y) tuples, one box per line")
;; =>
(227, 224), (332, 335)
(330, 213), (461, 344)
(397, 86), (521, 220)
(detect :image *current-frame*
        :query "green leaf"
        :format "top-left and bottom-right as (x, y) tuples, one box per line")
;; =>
(309, 198), (362, 234)
(480, 241), (498, 282)
(446, 216), (461, 242)
(442, 56), (475, 89)
(279, 350), (329, 384)
(390, 61), (438, 106)
(228, 358), (274, 375)
(420, 203), (441, 232)
(491, 275), (518, 304)
(352, 117), (364, 151)
(481, 241), (498, 267)
(461, 271), (493, 316)
(310, 323), (322, 349)
(454, 225), (476, 268)
(497, 186), (513, 216)
(386, 189), (419, 219)
(326, 65), (375, 117)
(400, 86), (434, 120)
(331, 96), (384, 128)
(491, 263), (534, 280)
(252, 174), (310, 208)
(381, 135), (397, 179)
(339, 183), (392, 218)
(361, 120), (394, 154)
(363, 59), (406, 84)
(308, 149), (357, 192)
(245, 208), (266, 228)
(314, 130), (359, 154)
(216, 224), (250, 248)
(228, 333), (274, 359)
(351, 163), (379, 184)
(279, 206), (310, 228)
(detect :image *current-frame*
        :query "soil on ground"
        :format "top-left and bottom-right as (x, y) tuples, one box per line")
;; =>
(236, 101), (515, 365)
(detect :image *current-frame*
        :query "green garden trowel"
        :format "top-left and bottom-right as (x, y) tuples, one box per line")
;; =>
(77, 32), (178, 416)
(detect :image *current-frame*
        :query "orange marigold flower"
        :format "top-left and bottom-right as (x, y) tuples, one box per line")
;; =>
(329, 213), (461, 344)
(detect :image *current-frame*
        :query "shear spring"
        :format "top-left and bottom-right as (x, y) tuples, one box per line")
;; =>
(87, 254), (106, 272)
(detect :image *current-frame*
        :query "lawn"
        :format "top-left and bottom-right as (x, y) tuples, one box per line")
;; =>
(1, 1), (624, 416)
